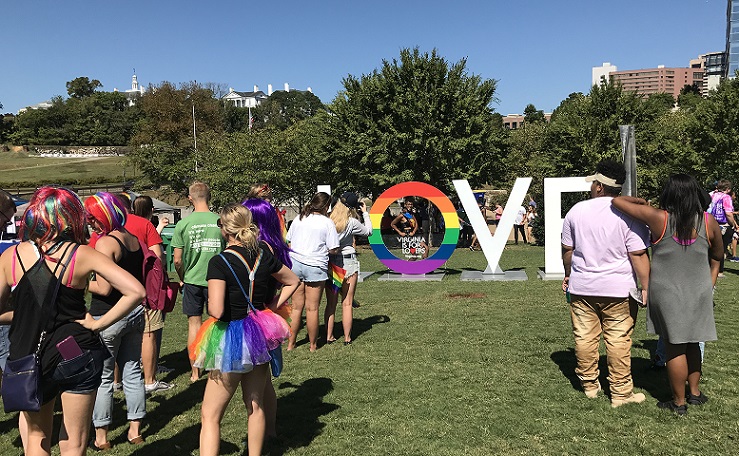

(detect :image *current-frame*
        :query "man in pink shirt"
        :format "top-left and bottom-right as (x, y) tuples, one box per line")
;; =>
(561, 160), (651, 408)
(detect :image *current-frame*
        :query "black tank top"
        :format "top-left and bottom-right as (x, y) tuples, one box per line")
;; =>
(9, 242), (101, 376)
(90, 235), (144, 316)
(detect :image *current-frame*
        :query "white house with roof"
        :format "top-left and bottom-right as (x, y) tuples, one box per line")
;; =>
(222, 85), (269, 108)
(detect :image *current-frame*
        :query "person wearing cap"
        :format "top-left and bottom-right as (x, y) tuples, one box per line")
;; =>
(561, 159), (651, 408)
(325, 192), (372, 345)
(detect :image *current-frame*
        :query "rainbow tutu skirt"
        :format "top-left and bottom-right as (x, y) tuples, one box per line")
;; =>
(189, 312), (288, 373)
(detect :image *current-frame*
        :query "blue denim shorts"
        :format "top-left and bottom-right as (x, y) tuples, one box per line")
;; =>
(291, 260), (328, 283)
(41, 347), (107, 403)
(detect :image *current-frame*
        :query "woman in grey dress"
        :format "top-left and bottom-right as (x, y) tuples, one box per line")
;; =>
(613, 174), (723, 415)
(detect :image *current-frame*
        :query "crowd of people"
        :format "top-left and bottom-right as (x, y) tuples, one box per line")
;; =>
(0, 167), (734, 455)
(0, 180), (376, 455)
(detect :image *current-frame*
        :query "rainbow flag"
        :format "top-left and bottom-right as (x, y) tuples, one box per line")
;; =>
(330, 263), (346, 292)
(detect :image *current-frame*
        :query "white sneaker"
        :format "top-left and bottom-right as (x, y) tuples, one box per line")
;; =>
(611, 392), (646, 408)
(145, 380), (174, 394)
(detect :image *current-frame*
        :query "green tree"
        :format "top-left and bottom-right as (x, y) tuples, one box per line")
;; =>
(331, 47), (504, 195)
(129, 81), (224, 189)
(253, 90), (325, 130)
(523, 103), (545, 124)
(66, 77), (103, 98)
(691, 76), (739, 185)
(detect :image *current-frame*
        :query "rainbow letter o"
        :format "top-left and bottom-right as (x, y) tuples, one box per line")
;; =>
(369, 182), (459, 274)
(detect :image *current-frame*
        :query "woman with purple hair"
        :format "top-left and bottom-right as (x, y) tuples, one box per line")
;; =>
(242, 197), (291, 440)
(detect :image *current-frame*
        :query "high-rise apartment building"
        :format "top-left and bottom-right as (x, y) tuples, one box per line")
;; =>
(727, 0), (739, 78)
(607, 66), (703, 99)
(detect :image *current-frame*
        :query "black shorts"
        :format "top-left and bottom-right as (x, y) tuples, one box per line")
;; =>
(182, 283), (209, 317)
(42, 347), (107, 403)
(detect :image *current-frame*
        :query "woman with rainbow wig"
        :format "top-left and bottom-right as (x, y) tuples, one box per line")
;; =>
(85, 192), (148, 449)
(189, 203), (299, 456)
(242, 197), (291, 439)
(0, 187), (145, 456)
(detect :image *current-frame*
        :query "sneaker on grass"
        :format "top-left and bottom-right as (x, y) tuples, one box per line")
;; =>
(611, 392), (646, 408)
(657, 400), (688, 416)
(145, 380), (174, 394)
(687, 392), (709, 405)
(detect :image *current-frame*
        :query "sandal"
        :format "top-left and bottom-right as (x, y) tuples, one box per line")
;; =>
(128, 435), (145, 445)
(90, 441), (112, 451)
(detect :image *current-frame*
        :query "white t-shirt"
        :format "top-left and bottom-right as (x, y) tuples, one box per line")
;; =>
(287, 214), (340, 268)
(514, 206), (526, 225)
(561, 197), (650, 298)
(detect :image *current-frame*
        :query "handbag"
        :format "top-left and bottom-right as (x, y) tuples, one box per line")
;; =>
(1, 243), (78, 413)
(1, 333), (45, 412)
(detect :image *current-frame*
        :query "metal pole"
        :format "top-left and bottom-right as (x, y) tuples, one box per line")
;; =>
(192, 104), (198, 173)
(619, 125), (637, 197)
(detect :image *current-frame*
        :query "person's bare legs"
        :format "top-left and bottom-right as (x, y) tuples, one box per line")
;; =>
(200, 371), (240, 456)
(23, 400), (56, 456)
(264, 377), (277, 438)
(241, 364), (268, 455)
(303, 281), (325, 352)
(188, 315), (203, 381)
(142, 330), (160, 385)
(324, 286), (339, 342)
(686, 342), (703, 397)
(665, 342), (689, 406)
(288, 282), (306, 350)
(341, 273), (358, 343)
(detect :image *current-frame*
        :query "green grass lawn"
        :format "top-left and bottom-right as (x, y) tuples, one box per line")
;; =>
(1, 244), (738, 455)
(0, 152), (135, 188)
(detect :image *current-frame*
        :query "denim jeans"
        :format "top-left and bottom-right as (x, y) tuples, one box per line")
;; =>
(93, 306), (146, 427)
(0, 325), (9, 372)
(569, 294), (638, 400)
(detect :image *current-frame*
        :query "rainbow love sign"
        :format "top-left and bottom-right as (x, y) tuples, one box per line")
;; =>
(369, 182), (459, 274)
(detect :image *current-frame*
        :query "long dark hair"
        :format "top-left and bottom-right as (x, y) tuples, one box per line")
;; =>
(300, 192), (331, 220)
(659, 174), (704, 242)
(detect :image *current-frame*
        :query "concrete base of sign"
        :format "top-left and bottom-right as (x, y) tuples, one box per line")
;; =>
(537, 269), (565, 281)
(377, 270), (446, 281)
(460, 269), (528, 281)
(357, 271), (374, 283)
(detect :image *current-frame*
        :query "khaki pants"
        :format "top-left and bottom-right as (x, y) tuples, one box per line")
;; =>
(569, 295), (637, 400)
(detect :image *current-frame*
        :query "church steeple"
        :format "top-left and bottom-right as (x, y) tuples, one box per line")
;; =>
(131, 69), (138, 91)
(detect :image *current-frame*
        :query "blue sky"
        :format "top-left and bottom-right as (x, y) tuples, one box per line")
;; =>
(1, 0), (727, 116)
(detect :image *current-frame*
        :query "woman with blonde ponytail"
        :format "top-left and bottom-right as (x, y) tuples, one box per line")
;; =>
(191, 203), (299, 456)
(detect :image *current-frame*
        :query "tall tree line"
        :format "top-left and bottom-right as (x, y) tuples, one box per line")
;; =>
(3, 54), (739, 205)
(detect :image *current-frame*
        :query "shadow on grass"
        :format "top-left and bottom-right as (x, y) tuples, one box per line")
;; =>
(289, 314), (391, 348)
(263, 377), (338, 456)
(157, 348), (195, 382)
(551, 346), (671, 400)
(143, 422), (238, 456)
(322, 314), (390, 345)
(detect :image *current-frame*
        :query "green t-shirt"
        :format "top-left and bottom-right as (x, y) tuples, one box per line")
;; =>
(171, 211), (224, 286)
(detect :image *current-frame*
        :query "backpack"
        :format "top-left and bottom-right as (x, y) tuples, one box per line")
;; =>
(708, 193), (727, 224)
(140, 241), (168, 311)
